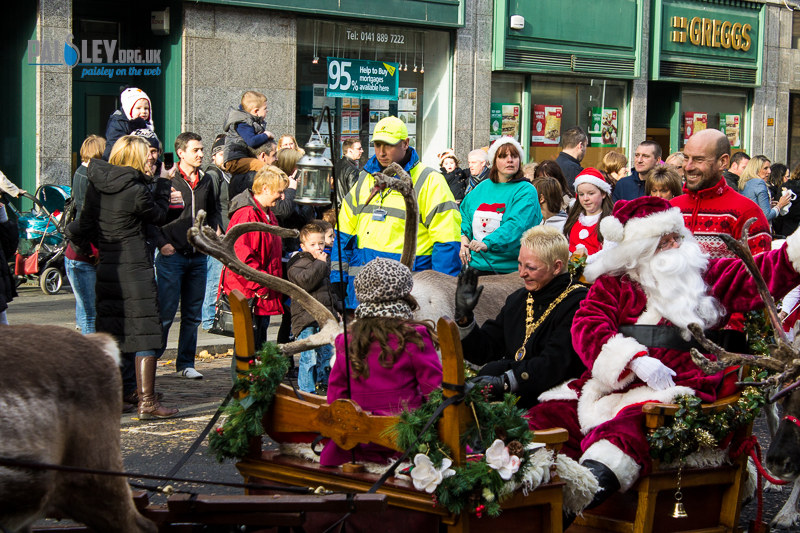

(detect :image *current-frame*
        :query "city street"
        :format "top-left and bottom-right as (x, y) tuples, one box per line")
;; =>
(9, 280), (797, 529)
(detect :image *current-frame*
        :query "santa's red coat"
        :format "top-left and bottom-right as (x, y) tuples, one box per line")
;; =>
(529, 234), (800, 483)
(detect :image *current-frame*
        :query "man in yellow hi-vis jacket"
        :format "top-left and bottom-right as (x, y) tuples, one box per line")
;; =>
(331, 116), (462, 309)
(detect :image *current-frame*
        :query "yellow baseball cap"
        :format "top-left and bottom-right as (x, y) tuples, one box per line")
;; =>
(372, 116), (408, 145)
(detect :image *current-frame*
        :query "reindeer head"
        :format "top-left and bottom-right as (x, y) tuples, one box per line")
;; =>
(187, 211), (341, 355)
(687, 219), (800, 480)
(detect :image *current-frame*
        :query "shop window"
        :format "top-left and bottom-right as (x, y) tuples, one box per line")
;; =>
(788, 94), (800, 168)
(527, 77), (627, 168)
(490, 74), (524, 147)
(680, 87), (747, 152)
(295, 19), (451, 167)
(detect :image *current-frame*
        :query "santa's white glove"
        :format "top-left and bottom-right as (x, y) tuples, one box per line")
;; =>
(628, 355), (676, 391)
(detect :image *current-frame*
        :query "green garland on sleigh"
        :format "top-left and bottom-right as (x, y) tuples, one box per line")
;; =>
(391, 386), (539, 518)
(209, 342), (289, 462)
(646, 371), (767, 464)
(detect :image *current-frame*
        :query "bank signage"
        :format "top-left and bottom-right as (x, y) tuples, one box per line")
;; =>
(326, 57), (399, 100)
(652, 0), (763, 85)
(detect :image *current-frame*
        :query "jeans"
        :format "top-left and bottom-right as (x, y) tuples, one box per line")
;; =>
(202, 256), (224, 329)
(64, 257), (97, 334)
(297, 325), (333, 393)
(121, 349), (155, 396)
(155, 251), (207, 371)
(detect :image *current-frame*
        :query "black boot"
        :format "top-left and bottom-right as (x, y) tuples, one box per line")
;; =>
(583, 459), (621, 509)
(562, 459), (622, 531)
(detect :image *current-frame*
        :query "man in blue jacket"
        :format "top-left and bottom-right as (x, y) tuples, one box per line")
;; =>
(612, 140), (662, 202)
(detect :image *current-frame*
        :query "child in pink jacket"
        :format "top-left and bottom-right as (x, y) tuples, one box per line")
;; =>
(320, 258), (443, 466)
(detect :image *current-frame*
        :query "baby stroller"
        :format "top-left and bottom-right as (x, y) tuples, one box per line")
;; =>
(9, 185), (71, 295)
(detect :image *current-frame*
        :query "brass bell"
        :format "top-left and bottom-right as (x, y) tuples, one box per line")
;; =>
(672, 501), (688, 518)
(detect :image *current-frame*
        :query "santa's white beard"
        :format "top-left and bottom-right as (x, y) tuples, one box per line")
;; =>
(630, 239), (723, 338)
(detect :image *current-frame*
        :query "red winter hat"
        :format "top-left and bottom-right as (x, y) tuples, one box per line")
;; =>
(573, 168), (612, 196)
(599, 196), (685, 244)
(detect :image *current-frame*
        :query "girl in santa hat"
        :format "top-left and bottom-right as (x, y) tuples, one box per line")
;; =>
(563, 168), (613, 256)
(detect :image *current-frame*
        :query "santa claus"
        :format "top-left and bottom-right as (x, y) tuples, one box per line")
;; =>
(527, 195), (800, 515)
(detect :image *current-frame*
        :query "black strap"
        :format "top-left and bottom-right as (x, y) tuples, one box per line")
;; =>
(619, 325), (748, 353)
(367, 392), (464, 494)
(311, 434), (326, 456)
(161, 384), (236, 486)
(441, 382), (465, 393)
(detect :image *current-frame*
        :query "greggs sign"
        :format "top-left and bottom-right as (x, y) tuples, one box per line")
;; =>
(670, 16), (752, 51)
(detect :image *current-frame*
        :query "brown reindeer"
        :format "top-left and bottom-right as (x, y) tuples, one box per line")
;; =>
(362, 163), (524, 325)
(0, 326), (156, 533)
(686, 220), (800, 528)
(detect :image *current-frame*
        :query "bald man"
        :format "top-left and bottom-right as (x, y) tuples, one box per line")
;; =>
(671, 128), (771, 258)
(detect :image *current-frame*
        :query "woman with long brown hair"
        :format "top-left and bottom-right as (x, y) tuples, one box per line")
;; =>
(320, 258), (442, 467)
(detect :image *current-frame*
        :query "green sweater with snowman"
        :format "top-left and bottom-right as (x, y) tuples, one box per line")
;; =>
(460, 177), (542, 273)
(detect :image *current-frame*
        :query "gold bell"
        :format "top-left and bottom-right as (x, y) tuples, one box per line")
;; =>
(672, 464), (688, 518)
(672, 501), (688, 518)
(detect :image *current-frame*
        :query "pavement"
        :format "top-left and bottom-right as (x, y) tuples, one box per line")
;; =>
(11, 280), (799, 529)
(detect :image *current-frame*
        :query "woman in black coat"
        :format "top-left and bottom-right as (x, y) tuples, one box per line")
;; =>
(80, 135), (178, 419)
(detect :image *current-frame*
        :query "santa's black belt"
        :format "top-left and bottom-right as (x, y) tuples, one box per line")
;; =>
(618, 325), (748, 353)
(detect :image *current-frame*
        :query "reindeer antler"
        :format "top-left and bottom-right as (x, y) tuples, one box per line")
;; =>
(689, 218), (800, 392)
(188, 211), (341, 355)
(364, 162), (418, 270)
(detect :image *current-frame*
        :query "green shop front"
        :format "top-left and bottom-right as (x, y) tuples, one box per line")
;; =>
(648, 0), (763, 156)
(491, 0), (643, 167)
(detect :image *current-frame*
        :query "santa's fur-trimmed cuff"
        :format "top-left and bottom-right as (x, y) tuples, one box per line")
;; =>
(538, 379), (579, 402)
(591, 334), (646, 391)
(581, 439), (641, 492)
(786, 229), (800, 274)
(578, 380), (695, 434)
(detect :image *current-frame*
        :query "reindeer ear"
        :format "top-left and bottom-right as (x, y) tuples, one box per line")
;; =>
(600, 216), (625, 243)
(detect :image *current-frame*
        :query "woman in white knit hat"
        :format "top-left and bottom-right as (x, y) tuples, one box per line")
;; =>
(458, 136), (541, 275)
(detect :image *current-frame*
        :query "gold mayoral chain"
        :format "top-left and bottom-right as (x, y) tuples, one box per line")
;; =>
(515, 284), (581, 361)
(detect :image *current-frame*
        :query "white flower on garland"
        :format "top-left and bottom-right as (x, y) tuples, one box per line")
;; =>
(411, 454), (456, 493)
(485, 439), (521, 480)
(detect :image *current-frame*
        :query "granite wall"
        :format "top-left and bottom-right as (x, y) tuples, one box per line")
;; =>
(182, 3), (297, 166)
(453, 0), (493, 157)
(37, 0), (72, 186)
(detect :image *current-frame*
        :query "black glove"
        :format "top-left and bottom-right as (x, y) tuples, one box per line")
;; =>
(455, 266), (483, 323)
(466, 374), (508, 401)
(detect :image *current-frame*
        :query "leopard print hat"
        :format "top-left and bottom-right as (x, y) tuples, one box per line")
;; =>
(354, 258), (414, 320)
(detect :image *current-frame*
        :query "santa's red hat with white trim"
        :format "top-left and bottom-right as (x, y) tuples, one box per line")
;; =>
(599, 196), (685, 245)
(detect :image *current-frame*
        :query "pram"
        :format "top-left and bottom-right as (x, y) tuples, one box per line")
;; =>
(8, 185), (71, 295)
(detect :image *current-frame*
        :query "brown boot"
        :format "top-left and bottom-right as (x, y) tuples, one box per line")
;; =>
(136, 355), (179, 420)
(123, 391), (163, 404)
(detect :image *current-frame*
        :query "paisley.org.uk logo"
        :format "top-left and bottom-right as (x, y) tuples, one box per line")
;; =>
(28, 34), (162, 78)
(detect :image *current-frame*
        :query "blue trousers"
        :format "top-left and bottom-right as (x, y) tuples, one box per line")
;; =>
(297, 325), (333, 393)
(64, 257), (96, 334)
(202, 256), (224, 329)
(155, 251), (207, 371)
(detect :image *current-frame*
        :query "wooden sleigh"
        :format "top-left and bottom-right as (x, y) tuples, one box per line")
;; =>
(571, 390), (753, 533)
(227, 290), (570, 533)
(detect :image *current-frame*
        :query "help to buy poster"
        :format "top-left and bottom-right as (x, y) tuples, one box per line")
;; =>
(532, 105), (562, 146)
